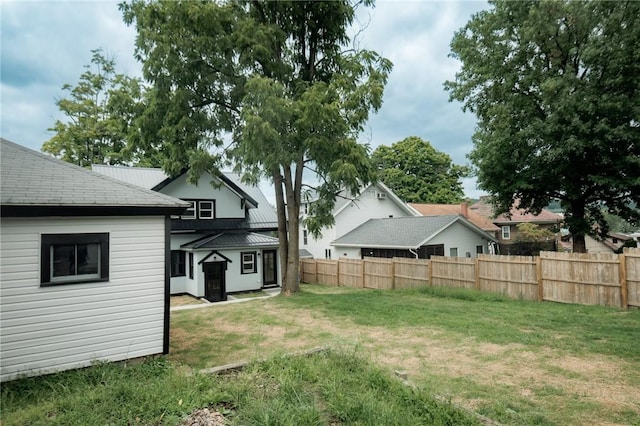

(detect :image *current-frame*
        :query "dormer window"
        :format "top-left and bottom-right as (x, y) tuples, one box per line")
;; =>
(199, 201), (214, 219)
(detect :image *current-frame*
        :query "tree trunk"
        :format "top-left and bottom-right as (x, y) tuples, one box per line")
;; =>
(281, 164), (301, 295)
(272, 167), (288, 291)
(572, 234), (587, 253)
(570, 200), (588, 253)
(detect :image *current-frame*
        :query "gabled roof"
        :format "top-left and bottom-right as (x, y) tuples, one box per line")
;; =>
(91, 165), (277, 228)
(1, 139), (189, 216)
(410, 203), (499, 232)
(181, 232), (279, 250)
(469, 196), (561, 224)
(331, 181), (420, 217)
(332, 215), (496, 249)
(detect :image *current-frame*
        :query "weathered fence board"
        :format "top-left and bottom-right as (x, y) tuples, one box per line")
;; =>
(477, 254), (538, 301)
(431, 256), (475, 289)
(393, 257), (430, 289)
(316, 260), (338, 286)
(363, 258), (394, 289)
(338, 258), (364, 288)
(540, 252), (621, 307)
(624, 248), (640, 307)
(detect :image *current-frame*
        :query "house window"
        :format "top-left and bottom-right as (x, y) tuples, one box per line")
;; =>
(502, 226), (511, 240)
(41, 233), (109, 285)
(476, 245), (484, 254)
(241, 251), (256, 274)
(171, 250), (186, 277)
(182, 201), (195, 219)
(303, 230), (308, 245)
(199, 201), (214, 219)
(188, 252), (194, 279)
(304, 203), (308, 214)
(325, 249), (332, 259)
(449, 247), (458, 257)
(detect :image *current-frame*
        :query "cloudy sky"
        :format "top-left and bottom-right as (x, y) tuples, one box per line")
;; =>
(1, 0), (489, 198)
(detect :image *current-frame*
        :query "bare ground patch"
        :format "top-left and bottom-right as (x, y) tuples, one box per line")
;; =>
(171, 302), (640, 425)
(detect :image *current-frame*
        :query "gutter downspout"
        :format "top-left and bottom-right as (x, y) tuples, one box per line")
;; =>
(409, 248), (419, 259)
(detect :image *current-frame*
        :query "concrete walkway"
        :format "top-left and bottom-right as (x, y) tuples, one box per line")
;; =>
(170, 288), (281, 312)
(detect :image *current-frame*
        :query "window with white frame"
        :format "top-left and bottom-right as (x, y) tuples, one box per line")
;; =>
(449, 247), (458, 257)
(303, 230), (308, 245)
(502, 226), (511, 240)
(241, 251), (257, 274)
(182, 201), (195, 219)
(199, 201), (214, 219)
(41, 233), (109, 285)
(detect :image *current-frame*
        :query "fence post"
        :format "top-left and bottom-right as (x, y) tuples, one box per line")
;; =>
(474, 257), (480, 290)
(428, 258), (433, 286)
(336, 259), (340, 287)
(360, 258), (365, 288)
(536, 256), (543, 302)
(391, 258), (396, 290)
(314, 259), (318, 284)
(619, 253), (628, 309)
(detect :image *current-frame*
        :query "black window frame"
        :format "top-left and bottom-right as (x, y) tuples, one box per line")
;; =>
(171, 250), (186, 277)
(241, 251), (257, 274)
(188, 252), (194, 279)
(41, 233), (109, 286)
(476, 245), (484, 254)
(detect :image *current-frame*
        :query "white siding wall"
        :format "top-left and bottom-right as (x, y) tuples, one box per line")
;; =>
(169, 234), (199, 295)
(428, 222), (491, 258)
(0, 216), (167, 381)
(301, 185), (414, 259)
(160, 173), (244, 219)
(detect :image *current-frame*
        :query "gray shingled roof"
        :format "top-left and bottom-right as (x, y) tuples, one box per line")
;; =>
(1, 139), (189, 209)
(181, 232), (279, 249)
(332, 215), (493, 248)
(91, 165), (278, 227)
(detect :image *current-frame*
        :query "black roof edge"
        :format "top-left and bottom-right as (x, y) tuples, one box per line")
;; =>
(1, 205), (187, 218)
(152, 168), (259, 208)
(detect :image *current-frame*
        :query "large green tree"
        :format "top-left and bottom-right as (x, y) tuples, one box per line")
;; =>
(43, 49), (148, 167)
(446, 0), (640, 253)
(371, 136), (469, 203)
(121, 0), (391, 294)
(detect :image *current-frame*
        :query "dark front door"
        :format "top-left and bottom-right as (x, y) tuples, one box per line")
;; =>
(262, 250), (278, 287)
(203, 262), (226, 302)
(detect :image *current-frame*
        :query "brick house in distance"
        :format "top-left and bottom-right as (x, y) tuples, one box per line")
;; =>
(469, 196), (562, 254)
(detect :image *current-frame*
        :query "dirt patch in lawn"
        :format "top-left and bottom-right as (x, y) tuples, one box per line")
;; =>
(171, 295), (206, 307)
(171, 302), (639, 425)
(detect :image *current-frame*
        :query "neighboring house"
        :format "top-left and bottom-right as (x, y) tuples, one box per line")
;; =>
(332, 215), (498, 259)
(300, 182), (420, 259)
(560, 231), (639, 253)
(410, 202), (500, 238)
(92, 165), (280, 301)
(469, 196), (561, 249)
(0, 139), (188, 381)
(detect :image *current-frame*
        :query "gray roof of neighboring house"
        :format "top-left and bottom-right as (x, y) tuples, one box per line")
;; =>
(181, 232), (279, 249)
(0, 139), (189, 210)
(332, 215), (496, 248)
(91, 165), (278, 227)
(299, 249), (314, 258)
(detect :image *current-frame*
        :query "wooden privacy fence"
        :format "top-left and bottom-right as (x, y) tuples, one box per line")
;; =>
(299, 247), (640, 308)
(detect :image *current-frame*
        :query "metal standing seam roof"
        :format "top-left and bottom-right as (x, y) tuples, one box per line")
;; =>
(181, 232), (280, 249)
(332, 215), (496, 248)
(0, 139), (189, 209)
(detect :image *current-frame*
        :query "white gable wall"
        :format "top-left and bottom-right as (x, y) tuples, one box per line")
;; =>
(160, 173), (245, 219)
(301, 185), (414, 259)
(0, 216), (167, 382)
(426, 221), (492, 257)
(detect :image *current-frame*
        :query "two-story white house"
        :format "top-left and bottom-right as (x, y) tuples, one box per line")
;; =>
(299, 182), (421, 259)
(93, 166), (280, 302)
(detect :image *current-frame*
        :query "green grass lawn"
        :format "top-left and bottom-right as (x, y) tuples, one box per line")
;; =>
(2, 284), (639, 425)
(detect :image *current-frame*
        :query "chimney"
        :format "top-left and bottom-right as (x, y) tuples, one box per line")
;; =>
(460, 202), (469, 218)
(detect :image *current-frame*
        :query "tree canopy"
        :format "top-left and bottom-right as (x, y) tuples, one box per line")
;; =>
(371, 136), (469, 203)
(446, 0), (640, 252)
(43, 49), (148, 167)
(121, 0), (391, 293)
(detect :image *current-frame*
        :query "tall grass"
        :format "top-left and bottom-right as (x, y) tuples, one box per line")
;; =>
(1, 351), (479, 425)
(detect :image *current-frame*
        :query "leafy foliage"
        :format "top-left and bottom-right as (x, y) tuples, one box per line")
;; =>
(42, 49), (148, 167)
(446, 0), (640, 252)
(371, 136), (469, 203)
(121, 0), (392, 293)
(514, 223), (556, 242)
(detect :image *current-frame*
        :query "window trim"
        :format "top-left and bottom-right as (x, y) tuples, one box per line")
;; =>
(303, 229), (308, 245)
(449, 247), (458, 257)
(241, 251), (257, 274)
(198, 200), (215, 219)
(171, 250), (186, 277)
(41, 233), (109, 286)
(502, 225), (511, 240)
(182, 201), (196, 219)
(188, 252), (194, 279)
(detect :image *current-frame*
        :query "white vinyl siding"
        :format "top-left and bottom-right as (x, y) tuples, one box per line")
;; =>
(0, 216), (167, 382)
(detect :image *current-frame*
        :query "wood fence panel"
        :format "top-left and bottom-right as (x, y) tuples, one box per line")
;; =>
(338, 258), (364, 288)
(299, 259), (316, 284)
(430, 256), (476, 289)
(477, 254), (538, 301)
(624, 248), (640, 307)
(316, 260), (338, 286)
(363, 258), (393, 289)
(540, 251), (621, 307)
(393, 257), (430, 289)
